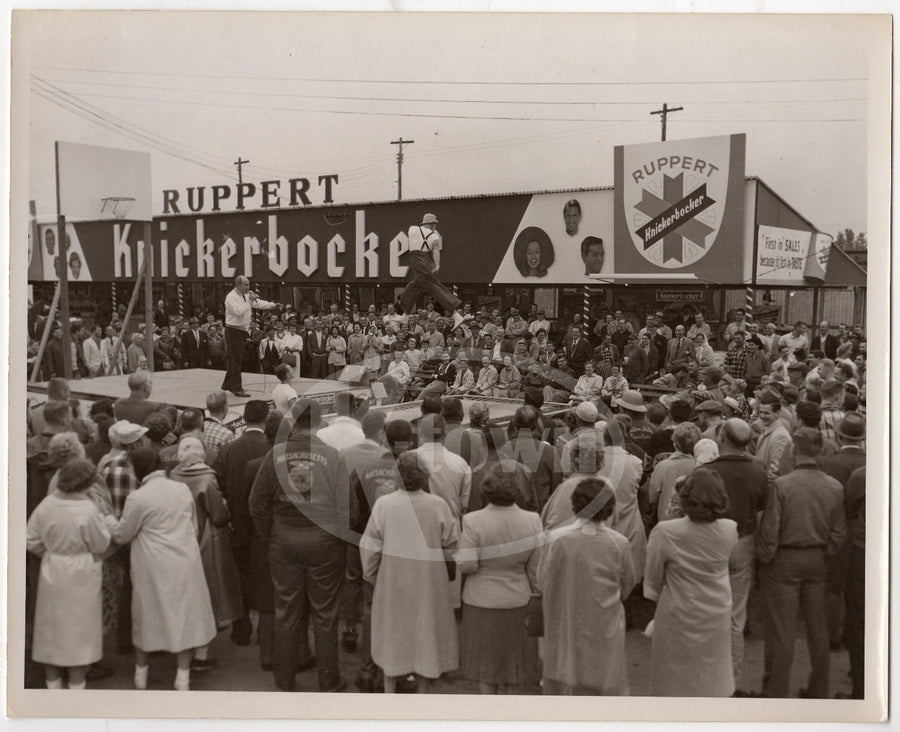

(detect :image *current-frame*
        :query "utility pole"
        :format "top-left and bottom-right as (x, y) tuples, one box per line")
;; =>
(650, 103), (683, 141)
(390, 138), (414, 200)
(234, 156), (250, 186)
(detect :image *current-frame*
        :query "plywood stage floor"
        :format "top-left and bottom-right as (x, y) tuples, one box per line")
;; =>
(28, 368), (365, 412)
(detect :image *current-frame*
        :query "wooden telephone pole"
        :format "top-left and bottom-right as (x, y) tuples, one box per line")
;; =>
(390, 138), (414, 200)
(650, 103), (684, 141)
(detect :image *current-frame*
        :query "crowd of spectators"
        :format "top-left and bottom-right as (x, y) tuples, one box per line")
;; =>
(24, 306), (867, 697)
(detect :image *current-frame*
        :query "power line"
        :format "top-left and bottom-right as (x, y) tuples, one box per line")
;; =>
(35, 88), (867, 124)
(32, 66), (867, 86)
(33, 77), (869, 106)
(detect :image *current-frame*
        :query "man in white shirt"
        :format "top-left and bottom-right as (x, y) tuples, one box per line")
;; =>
(397, 213), (471, 330)
(83, 325), (107, 377)
(382, 303), (406, 334)
(528, 310), (551, 338)
(413, 415), (472, 518)
(222, 276), (279, 397)
(778, 321), (810, 356)
(316, 392), (365, 451)
(258, 325), (284, 375)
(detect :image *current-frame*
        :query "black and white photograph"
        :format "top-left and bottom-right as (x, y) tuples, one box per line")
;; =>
(6, 5), (891, 724)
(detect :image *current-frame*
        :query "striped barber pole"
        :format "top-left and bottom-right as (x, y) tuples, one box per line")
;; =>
(177, 283), (185, 318)
(111, 281), (117, 313)
(344, 284), (351, 312)
(745, 286), (754, 321)
(583, 284), (591, 324)
(452, 285), (459, 298)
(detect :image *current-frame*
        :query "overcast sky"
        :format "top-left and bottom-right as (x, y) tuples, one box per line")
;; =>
(16, 11), (888, 237)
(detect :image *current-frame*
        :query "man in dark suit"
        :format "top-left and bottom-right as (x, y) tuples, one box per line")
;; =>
(665, 324), (696, 371)
(811, 321), (842, 360)
(564, 324), (593, 374)
(181, 316), (209, 369)
(305, 317), (329, 380)
(213, 399), (273, 646)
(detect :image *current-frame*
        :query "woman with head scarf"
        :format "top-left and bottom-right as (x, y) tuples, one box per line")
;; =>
(494, 355), (522, 399)
(539, 477), (635, 695)
(456, 466), (543, 694)
(326, 325), (347, 376)
(105, 447), (216, 691)
(692, 332), (716, 367)
(27, 458), (112, 688)
(644, 469), (738, 697)
(169, 437), (244, 671)
(541, 430), (605, 531)
(600, 363), (629, 403)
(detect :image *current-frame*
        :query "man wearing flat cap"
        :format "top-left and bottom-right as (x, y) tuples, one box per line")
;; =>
(397, 213), (470, 331)
(695, 400), (724, 441)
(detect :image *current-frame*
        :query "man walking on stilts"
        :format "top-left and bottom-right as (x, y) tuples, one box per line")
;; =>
(397, 213), (471, 330)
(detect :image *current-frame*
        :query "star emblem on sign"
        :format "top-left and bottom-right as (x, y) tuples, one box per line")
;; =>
(634, 173), (716, 263)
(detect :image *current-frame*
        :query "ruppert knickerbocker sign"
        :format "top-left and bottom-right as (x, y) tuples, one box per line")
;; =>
(614, 133), (746, 281)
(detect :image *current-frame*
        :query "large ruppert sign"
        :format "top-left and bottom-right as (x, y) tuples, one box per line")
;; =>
(613, 134), (746, 281)
(29, 191), (615, 284)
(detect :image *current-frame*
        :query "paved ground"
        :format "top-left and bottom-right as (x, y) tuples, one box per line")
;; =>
(87, 591), (853, 698)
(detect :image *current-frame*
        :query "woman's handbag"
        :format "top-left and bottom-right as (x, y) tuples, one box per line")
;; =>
(525, 594), (544, 637)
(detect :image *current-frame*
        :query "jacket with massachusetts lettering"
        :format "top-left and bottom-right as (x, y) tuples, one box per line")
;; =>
(249, 432), (352, 541)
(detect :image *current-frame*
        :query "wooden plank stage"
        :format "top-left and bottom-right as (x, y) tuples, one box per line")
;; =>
(28, 368), (368, 413)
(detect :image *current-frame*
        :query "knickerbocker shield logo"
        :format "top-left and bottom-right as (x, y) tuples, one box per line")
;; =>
(622, 135), (732, 269)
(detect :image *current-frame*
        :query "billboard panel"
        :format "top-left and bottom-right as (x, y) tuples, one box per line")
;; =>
(31, 192), (616, 284)
(56, 142), (152, 221)
(756, 225), (833, 285)
(614, 134), (746, 282)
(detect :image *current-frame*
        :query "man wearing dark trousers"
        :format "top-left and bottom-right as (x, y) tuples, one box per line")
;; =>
(756, 427), (847, 699)
(305, 317), (329, 380)
(181, 316), (208, 369)
(222, 276), (278, 397)
(818, 412), (866, 654)
(250, 399), (351, 693)
(397, 213), (469, 329)
(213, 400), (272, 647)
(839, 466), (865, 699)
(705, 418), (768, 694)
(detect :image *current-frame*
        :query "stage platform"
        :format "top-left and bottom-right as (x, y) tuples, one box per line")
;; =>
(370, 394), (571, 427)
(28, 368), (369, 414)
(27, 371), (570, 428)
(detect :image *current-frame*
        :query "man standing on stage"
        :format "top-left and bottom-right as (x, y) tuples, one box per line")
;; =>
(222, 276), (279, 397)
(397, 213), (471, 330)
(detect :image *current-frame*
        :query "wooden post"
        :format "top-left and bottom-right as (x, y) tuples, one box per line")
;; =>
(57, 215), (72, 379)
(28, 284), (61, 383)
(105, 258), (147, 376)
(142, 222), (154, 372)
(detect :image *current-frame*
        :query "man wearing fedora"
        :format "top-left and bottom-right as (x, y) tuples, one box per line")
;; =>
(818, 412), (866, 655)
(397, 213), (470, 331)
(613, 390), (652, 448)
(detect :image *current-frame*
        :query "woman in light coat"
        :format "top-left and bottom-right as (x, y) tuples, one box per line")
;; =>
(106, 447), (216, 691)
(361, 451), (460, 693)
(539, 477), (635, 695)
(169, 437), (244, 669)
(27, 458), (112, 689)
(644, 469), (738, 697)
